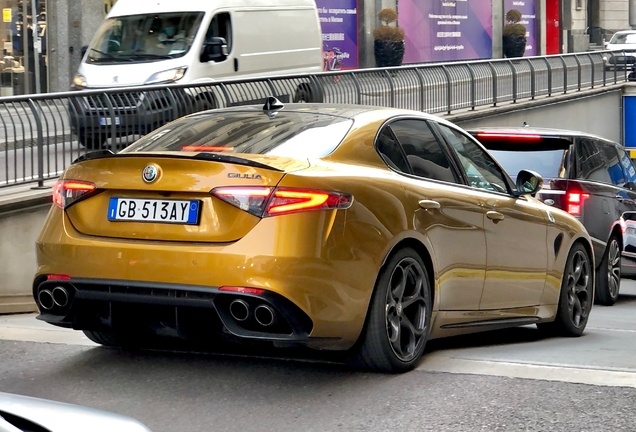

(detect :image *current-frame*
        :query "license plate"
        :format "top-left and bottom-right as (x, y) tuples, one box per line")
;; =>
(108, 198), (200, 224)
(99, 117), (121, 126)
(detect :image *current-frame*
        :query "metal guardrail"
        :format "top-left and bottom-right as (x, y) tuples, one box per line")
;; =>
(0, 50), (632, 189)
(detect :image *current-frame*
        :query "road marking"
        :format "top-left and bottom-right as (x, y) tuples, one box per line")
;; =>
(417, 353), (636, 388)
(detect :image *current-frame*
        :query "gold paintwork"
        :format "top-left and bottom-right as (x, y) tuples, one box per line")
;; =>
(34, 105), (594, 350)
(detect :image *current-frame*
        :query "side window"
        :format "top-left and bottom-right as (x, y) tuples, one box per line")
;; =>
(575, 139), (614, 184)
(437, 124), (509, 194)
(376, 127), (410, 172)
(204, 12), (233, 55)
(615, 146), (636, 185)
(389, 119), (458, 183)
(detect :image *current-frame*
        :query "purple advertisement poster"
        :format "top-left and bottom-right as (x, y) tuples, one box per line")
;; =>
(504, 0), (537, 56)
(316, 0), (359, 70)
(398, 0), (492, 63)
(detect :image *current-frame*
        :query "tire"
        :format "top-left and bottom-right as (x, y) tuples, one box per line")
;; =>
(595, 235), (621, 306)
(537, 242), (593, 337)
(194, 93), (217, 113)
(293, 84), (323, 103)
(78, 132), (106, 150)
(82, 330), (125, 347)
(351, 248), (432, 373)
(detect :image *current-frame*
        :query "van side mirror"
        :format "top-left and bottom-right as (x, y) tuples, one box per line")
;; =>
(81, 45), (88, 58)
(625, 181), (636, 191)
(515, 169), (543, 196)
(201, 37), (228, 63)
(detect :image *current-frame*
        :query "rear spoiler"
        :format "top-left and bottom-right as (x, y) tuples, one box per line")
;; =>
(73, 150), (283, 172)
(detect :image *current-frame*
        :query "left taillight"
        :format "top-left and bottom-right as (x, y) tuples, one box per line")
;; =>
(53, 180), (97, 209)
(211, 186), (353, 217)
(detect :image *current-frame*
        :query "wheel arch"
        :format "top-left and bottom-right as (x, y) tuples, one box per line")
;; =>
(378, 237), (436, 310)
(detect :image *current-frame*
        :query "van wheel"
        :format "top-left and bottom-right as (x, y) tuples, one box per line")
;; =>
(351, 248), (432, 373)
(293, 84), (323, 103)
(595, 236), (621, 306)
(194, 93), (217, 112)
(78, 132), (106, 150)
(537, 243), (592, 337)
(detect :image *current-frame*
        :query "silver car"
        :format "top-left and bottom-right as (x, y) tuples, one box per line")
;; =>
(0, 392), (152, 432)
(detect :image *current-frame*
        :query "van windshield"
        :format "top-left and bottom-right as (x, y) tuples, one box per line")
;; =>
(87, 12), (204, 63)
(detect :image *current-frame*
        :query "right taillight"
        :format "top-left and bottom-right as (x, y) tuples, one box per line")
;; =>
(566, 191), (590, 216)
(211, 186), (353, 217)
(53, 180), (97, 209)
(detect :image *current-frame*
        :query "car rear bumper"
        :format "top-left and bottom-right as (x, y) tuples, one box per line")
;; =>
(33, 208), (378, 350)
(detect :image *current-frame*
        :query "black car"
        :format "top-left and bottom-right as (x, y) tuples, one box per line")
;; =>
(470, 126), (636, 306)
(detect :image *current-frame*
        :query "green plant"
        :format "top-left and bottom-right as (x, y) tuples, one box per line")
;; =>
(373, 8), (405, 42)
(505, 9), (522, 23)
(503, 23), (526, 37)
(503, 9), (526, 37)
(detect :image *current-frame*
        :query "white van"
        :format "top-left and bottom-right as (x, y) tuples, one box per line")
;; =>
(70, 0), (324, 148)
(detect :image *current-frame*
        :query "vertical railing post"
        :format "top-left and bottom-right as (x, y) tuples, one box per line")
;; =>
(508, 60), (518, 103)
(574, 54), (582, 91)
(527, 59), (536, 100)
(488, 62), (498, 107)
(27, 99), (45, 189)
(559, 56), (568, 94)
(413, 67), (426, 112)
(543, 58), (552, 96)
(384, 70), (396, 108)
(586, 53), (595, 88)
(465, 64), (476, 110)
(440, 65), (452, 114)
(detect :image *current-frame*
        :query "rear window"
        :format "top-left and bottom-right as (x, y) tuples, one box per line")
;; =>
(487, 149), (568, 180)
(122, 111), (353, 159)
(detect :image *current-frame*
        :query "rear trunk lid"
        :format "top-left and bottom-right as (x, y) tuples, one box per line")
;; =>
(62, 152), (309, 242)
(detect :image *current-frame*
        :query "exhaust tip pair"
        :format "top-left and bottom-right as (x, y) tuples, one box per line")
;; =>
(229, 299), (275, 327)
(37, 286), (70, 311)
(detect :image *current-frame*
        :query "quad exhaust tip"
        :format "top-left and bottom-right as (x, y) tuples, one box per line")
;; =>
(229, 299), (250, 322)
(52, 286), (69, 308)
(37, 289), (54, 310)
(254, 304), (275, 327)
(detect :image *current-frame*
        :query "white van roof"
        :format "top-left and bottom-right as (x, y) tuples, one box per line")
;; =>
(108, 0), (318, 16)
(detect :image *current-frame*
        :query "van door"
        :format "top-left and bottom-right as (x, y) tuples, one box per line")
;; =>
(192, 12), (236, 82)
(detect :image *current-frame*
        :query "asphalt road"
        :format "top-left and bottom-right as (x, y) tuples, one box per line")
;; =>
(2, 282), (636, 431)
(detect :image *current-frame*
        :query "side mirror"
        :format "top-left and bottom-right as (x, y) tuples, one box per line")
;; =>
(515, 169), (543, 196)
(200, 37), (228, 63)
(81, 45), (88, 58)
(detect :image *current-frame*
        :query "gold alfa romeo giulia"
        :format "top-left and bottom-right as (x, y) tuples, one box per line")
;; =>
(33, 99), (595, 372)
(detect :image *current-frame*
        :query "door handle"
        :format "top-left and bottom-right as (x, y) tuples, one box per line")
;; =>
(419, 200), (441, 210)
(234, 58), (239, 72)
(486, 211), (505, 222)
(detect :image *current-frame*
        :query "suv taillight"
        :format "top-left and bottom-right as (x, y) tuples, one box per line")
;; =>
(566, 191), (589, 216)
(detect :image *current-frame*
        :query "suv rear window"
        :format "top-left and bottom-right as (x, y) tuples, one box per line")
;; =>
(487, 149), (568, 180)
(122, 111), (353, 159)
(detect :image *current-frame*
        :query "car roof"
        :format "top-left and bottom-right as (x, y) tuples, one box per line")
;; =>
(190, 102), (451, 124)
(467, 126), (616, 142)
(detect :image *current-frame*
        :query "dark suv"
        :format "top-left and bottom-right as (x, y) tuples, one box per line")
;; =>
(470, 127), (636, 305)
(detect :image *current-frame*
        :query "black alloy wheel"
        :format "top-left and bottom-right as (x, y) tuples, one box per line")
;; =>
(538, 243), (593, 336)
(595, 236), (621, 306)
(353, 248), (432, 373)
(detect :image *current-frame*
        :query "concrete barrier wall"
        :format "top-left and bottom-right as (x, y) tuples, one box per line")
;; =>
(0, 204), (49, 314)
(453, 89), (623, 144)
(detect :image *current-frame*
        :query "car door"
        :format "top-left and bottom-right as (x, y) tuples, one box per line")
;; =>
(376, 118), (487, 311)
(191, 11), (236, 82)
(434, 123), (549, 309)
